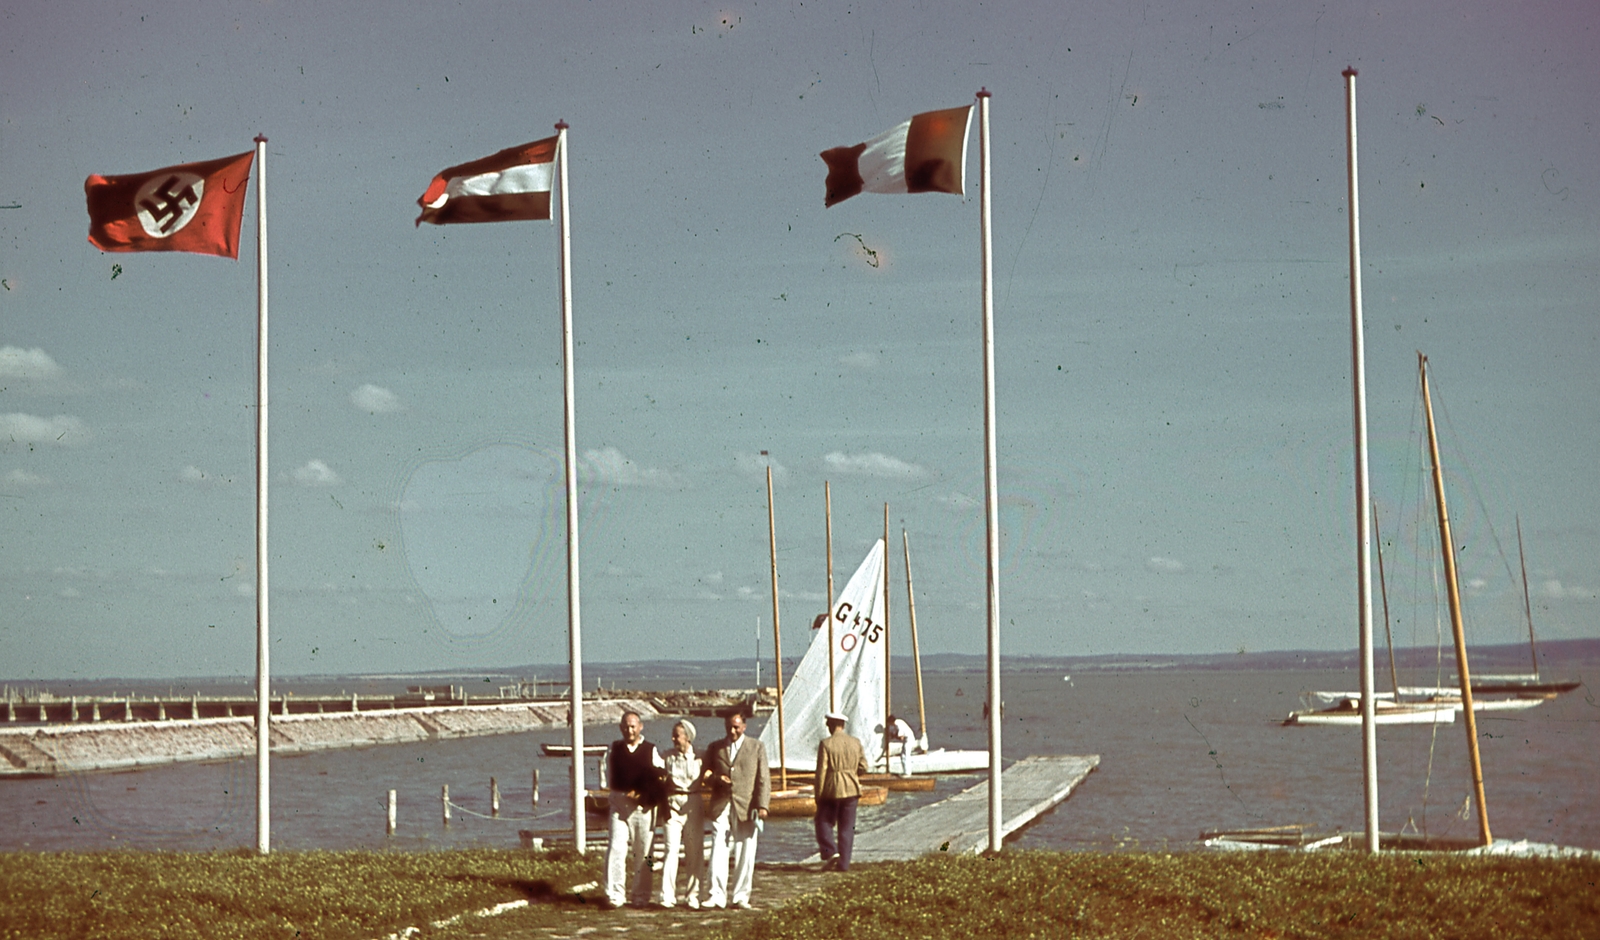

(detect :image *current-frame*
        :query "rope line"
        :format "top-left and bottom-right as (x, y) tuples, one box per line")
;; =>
(442, 800), (555, 823)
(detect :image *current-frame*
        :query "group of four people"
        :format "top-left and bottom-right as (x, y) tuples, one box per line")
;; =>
(603, 707), (872, 909)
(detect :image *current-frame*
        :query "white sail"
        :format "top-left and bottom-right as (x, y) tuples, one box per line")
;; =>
(760, 539), (887, 773)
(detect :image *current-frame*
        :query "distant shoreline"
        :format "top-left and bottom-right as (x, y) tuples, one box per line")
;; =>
(5, 637), (1593, 687)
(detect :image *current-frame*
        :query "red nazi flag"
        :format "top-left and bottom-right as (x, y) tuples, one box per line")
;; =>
(85, 151), (255, 258)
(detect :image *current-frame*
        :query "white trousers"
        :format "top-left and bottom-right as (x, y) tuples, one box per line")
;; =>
(605, 793), (655, 906)
(657, 794), (705, 907)
(706, 803), (758, 907)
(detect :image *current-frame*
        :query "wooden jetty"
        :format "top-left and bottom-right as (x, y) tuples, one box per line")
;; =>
(812, 754), (1099, 862)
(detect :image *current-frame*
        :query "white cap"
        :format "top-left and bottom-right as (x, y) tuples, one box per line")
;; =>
(825, 711), (848, 723)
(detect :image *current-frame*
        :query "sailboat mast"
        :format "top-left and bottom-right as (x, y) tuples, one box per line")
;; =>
(767, 466), (787, 791)
(1517, 516), (1539, 678)
(1420, 352), (1492, 847)
(1373, 505), (1402, 699)
(903, 529), (929, 750)
(826, 482), (837, 711)
(882, 502), (892, 768)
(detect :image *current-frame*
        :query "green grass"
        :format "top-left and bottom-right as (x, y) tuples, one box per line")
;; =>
(724, 851), (1600, 940)
(3, 849), (1598, 940)
(0, 848), (600, 940)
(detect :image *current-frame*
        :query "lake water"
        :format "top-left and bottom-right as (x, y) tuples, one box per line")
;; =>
(4, 658), (1597, 858)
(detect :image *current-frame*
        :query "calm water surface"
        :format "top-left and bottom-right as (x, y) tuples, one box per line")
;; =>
(4, 662), (1596, 857)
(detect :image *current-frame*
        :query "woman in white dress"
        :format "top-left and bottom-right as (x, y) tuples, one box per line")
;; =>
(656, 719), (706, 908)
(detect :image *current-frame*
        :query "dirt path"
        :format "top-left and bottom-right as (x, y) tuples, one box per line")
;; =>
(447, 863), (836, 940)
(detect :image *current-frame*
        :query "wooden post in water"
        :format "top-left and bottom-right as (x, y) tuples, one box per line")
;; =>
(442, 785), (451, 825)
(532, 768), (540, 811)
(491, 777), (501, 817)
(387, 789), (397, 835)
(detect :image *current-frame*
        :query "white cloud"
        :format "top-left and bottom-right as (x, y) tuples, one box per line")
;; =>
(1146, 556), (1186, 573)
(839, 351), (879, 369)
(823, 451), (926, 478)
(350, 383), (402, 413)
(5, 468), (49, 487)
(0, 346), (62, 380)
(0, 413), (86, 446)
(734, 451), (786, 478)
(1541, 579), (1595, 600)
(292, 459), (343, 487)
(581, 446), (674, 487)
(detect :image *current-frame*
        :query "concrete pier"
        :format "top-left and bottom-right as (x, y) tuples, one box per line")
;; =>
(810, 754), (1100, 862)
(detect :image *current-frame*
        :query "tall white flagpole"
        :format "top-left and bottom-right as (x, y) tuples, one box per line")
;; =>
(252, 133), (271, 856)
(554, 120), (587, 854)
(1343, 69), (1380, 854)
(976, 88), (1003, 854)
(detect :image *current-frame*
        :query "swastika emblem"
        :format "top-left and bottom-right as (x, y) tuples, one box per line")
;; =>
(135, 172), (205, 238)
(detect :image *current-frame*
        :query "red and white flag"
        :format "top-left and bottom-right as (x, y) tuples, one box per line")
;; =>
(820, 106), (973, 207)
(85, 151), (255, 258)
(415, 136), (559, 226)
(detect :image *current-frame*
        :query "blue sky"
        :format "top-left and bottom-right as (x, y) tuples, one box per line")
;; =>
(2, 1), (1596, 679)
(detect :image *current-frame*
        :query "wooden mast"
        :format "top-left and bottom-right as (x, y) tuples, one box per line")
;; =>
(826, 482), (836, 712)
(1516, 516), (1539, 679)
(767, 465), (787, 791)
(903, 529), (929, 752)
(882, 502), (891, 768)
(1373, 505), (1402, 700)
(1419, 352), (1492, 846)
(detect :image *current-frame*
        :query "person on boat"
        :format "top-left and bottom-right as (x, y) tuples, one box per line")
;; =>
(887, 713), (919, 776)
(604, 710), (664, 910)
(702, 710), (770, 910)
(813, 710), (868, 872)
(656, 719), (706, 909)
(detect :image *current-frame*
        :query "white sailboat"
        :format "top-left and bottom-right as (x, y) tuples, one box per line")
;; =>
(759, 538), (888, 774)
(758, 538), (988, 774)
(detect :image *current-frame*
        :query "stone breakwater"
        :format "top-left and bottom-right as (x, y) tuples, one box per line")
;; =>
(0, 698), (658, 777)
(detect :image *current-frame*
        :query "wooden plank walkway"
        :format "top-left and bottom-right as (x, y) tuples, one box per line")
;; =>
(817, 754), (1099, 862)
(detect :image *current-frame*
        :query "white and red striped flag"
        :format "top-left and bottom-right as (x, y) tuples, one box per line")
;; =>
(820, 106), (973, 207)
(415, 136), (558, 225)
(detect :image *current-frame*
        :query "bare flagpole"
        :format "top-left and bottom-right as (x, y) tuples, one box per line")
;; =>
(555, 120), (587, 854)
(1343, 68), (1380, 854)
(253, 133), (271, 857)
(976, 88), (1003, 854)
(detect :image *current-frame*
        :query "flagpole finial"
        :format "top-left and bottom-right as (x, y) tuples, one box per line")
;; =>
(555, 120), (569, 131)
(1342, 67), (1358, 78)
(976, 87), (992, 98)
(254, 134), (268, 143)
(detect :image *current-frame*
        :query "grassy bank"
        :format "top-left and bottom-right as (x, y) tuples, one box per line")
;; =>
(725, 851), (1600, 940)
(2, 848), (1597, 940)
(0, 848), (598, 940)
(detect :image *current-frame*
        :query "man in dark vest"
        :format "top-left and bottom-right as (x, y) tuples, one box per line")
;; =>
(605, 710), (664, 909)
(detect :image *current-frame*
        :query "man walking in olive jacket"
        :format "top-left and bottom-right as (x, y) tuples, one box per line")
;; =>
(813, 711), (868, 871)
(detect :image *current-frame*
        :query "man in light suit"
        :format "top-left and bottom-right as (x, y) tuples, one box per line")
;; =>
(702, 710), (770, 909)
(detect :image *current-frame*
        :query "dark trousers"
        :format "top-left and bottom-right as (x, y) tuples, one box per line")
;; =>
(814, 795), (859, 870)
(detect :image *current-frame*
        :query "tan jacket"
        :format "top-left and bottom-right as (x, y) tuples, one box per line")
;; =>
(705, 733), (770, 821)
(814, 727), (868, 799)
